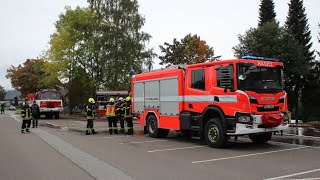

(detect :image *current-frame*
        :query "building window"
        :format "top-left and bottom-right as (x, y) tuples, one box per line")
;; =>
(191, 69), (205, 90)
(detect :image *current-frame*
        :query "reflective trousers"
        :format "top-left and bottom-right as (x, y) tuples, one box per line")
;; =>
(108, 117), (118, 134)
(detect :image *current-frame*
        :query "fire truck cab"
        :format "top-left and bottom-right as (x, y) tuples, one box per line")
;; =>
(131, 56), (289, 148)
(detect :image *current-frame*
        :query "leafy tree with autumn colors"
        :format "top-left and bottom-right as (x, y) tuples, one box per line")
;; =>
(159, 34), (218, 67)
(6, 59), (61, 97)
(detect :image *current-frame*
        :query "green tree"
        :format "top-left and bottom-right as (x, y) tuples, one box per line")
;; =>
(285, 0), (315, 63)
(47, 7), (97, 112)
(159, 34), (216, 67)
(285, 0), (315, 120)
(301, 23), (320, 121)
(233, 21), (283, 58)
(0, 85), (5, 101)
(88, 0), (152, 90)
(258, 0), (276, 26)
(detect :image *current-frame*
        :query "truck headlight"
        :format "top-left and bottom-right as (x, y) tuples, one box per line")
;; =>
(236, 113), (253, 124)
(237, 116), (252, 123)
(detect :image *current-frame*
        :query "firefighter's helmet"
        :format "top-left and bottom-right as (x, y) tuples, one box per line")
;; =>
(88, 98), (95, 104)
(109, 98), (115, 103)
(125, 96), (131, 102)
(118, 97), (124, 102)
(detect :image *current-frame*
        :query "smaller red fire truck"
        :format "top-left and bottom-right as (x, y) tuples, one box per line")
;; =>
(27, 89), (63, 119)
(96, 90), (128, 117)
(131, 56), (289, 148)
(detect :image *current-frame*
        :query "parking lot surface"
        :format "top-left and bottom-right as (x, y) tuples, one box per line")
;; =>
(39, 118), (320, 180)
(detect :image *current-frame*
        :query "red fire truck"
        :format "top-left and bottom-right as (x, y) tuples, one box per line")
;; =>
(27, 89), (63, 119)
(131, 56), (289, 148)
(96, 90), (128, 117)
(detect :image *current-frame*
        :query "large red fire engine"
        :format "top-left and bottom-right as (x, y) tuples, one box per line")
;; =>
(131, 56), (289, 148)
(27, 89), (63, 119)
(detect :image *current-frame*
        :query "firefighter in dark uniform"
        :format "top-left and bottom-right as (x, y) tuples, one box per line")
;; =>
(106, 98), (118, 134)
(116, 97), (125, 134)
(124, 96), (133, 135)
(21, 103), (32, 133)
(86, 98), (97, 135)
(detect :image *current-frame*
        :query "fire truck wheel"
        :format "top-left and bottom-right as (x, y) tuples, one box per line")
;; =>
(249, 132), (272, 144)
(147, 115), (160, 138)
(204, 118), (227, 148)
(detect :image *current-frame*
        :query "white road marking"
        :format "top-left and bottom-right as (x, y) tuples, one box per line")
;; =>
(283, 133), (320, 139)
(192, 146), (309, 164)
(265, 168), (320, 180)
(120, 140), (167, 144)
(148, 145), (206, 153)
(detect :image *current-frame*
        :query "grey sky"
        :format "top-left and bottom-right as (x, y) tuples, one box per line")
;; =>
(1, 0), (319, 90)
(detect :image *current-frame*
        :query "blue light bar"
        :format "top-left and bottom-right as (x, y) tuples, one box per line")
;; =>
(241, 55), (279, 61)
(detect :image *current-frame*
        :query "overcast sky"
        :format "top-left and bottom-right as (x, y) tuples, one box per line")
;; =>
(0, 0), (319, 90)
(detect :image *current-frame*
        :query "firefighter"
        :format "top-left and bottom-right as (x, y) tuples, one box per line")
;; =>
(86, 98), (97, 135)
(31, 101), (40, 128)
(21, 102), (32, 133)
(124, 96), (133, 135)
(0, 103), (5, 114)
(106, 98), (118, 134)
(116, 97), (125, 134)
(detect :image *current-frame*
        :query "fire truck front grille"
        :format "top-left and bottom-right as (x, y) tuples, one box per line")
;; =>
(257, 107), (279, 112)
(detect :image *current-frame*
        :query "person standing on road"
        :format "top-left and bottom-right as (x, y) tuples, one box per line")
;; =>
(86, 98), (97, 135)
(116, 97), (125, 134)
(124, 96), (133, 135)
(21, 103), (32, 133)
(31, 101), (40, 128)
(106, 98), (118, 134)
(0, 103), (5, 114)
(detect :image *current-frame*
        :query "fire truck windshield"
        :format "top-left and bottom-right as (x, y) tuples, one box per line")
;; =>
(237, 63), (283, 93)
(39, 91), (60, 100)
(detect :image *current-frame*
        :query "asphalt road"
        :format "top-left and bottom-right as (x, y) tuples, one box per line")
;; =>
(0, 112), (93, 180)
(2, 111), (320, 180)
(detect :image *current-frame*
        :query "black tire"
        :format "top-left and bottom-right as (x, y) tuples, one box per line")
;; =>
(147, 115), (160, 138)
(249, 132), (272, 144)
(204, 118), (227, 148)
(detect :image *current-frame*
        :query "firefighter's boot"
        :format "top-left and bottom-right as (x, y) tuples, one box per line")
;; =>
(21, 130), (25, 133)
(86, 130), (90, 135)
(92, 129), (98, 135)
(119, 128), (125, 134)
(109, 129), (113, 135)
(114, 129), (118, 134)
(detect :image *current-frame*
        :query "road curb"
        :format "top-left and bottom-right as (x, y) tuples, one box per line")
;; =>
(289, 124), (320, 129)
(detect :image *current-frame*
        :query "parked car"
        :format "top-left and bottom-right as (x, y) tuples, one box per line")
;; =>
(8, 106), (16, 111)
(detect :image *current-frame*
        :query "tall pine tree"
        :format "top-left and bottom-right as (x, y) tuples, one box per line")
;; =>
(285, 0), (314, 63)
(285, 0), (315, 120)
(258, 0), (276, 26)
